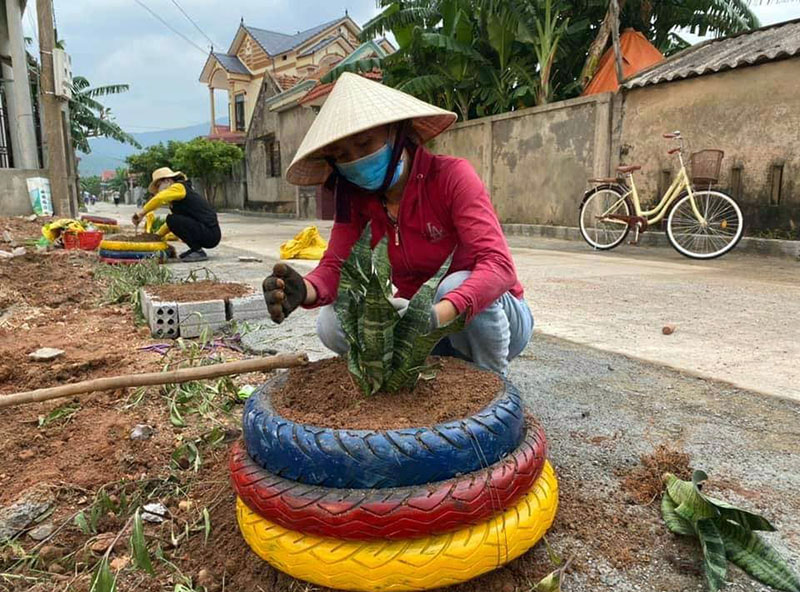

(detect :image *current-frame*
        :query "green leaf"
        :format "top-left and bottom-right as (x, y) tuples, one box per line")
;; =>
(391, 254), (453, 374)
(130, 509), (154, 575)
(74, 511), (91, 534)
(702, 494), (776, 533)
(371, 237), (392, 298)
(664, 472), (719, 524)
(385, 313), (466, 392)
(662, 493), (695, 536)
(533, 568), (563, 592)
(696, 518), (728, 592)
(358, 274), (400, 394)
(90, 557), (117, 592)
(718, 519), (800, 592)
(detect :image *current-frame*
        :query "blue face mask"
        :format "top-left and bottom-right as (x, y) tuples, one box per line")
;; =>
(335, 143), (404, 191)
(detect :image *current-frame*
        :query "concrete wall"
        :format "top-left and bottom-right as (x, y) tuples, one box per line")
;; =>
(433, 94), (613, 225)
(192, 160), (247, 210)
(0, 169), (48, 215)
(246, 79), (316, 210)
(618, 59), (800, 233)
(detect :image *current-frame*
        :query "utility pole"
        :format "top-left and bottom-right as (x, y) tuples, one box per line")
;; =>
(36, 0), (71, 216)
(610, 0), (625, 85)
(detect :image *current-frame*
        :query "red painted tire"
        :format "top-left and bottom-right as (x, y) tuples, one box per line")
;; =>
(229, 419), (547, 540)
(81, 215), (118, 225)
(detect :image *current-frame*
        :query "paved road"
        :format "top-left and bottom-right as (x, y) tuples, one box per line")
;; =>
(93, 203), (800, 401)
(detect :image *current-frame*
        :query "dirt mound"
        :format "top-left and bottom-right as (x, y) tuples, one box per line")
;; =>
(104, 233), (163, 242)
(271, 356), (502, 430)
(621, 444), (692, 505)
(146, 280), (252, 303)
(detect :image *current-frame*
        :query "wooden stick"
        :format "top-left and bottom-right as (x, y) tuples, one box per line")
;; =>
(0, 353), (308, 409)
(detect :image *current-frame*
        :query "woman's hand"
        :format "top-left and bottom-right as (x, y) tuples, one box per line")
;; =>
(262, 263), (312, 324)
(433, 300), (459, 327)
(131, 212), (143, 227)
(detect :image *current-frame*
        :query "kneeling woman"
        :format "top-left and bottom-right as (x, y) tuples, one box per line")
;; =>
(262, 73), (533, 376)
(132, 167), (221, 262)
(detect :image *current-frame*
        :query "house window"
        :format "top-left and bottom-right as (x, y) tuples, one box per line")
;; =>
(234, 94), (246, 132)
(265, 140), (281, 177)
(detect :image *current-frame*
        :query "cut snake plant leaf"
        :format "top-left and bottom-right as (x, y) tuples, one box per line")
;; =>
(371, 236), (392, 298)
(718, 518), (800, 592)
(702, 495), (776, 533)
(696, 518), (728, 592)
(662, 493), (695, 536)
(533, 569), (564, 592)
(392, 253), (453, 372)
(664, 472), (720, 523)
(335, 289), (362, 347)
(386, 313), (466, 391)
(358, 274), (400, 394)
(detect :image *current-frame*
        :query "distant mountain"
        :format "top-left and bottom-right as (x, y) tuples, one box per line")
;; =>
(78, 119), (229, 176)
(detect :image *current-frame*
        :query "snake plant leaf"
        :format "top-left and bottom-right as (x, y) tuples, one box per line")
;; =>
(371, 236), (393, 299)
(392, 253), (453, 372)
(662, 493), (695, 536)
(718, 518), (800, 592)
(702, 495), (776, 533)
(664, 472), (720, 524)
(696, 518), (728, 592)
(357, 274), (400, 395)
(350, 224), (373, 277)
(335, 289), (361, 346)
(385, 313), (466, 391)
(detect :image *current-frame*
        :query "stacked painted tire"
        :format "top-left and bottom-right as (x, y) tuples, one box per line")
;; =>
(98, 233), (170, 265)
(81, 215), (121, 235)
(231, 371), (559, 591)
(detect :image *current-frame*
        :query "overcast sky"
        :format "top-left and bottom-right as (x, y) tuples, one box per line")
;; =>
(21, 1), (800, 133)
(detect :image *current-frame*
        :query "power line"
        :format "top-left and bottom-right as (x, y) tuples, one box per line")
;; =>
(131, 0), (208, 56)
(169, 0), (218, 49)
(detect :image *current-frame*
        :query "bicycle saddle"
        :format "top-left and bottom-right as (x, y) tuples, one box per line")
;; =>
(616, 164), (642, 174)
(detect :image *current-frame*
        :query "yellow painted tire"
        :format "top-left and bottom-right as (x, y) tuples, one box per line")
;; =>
(237, 462), (558, 592)
(94, 223), (120, 233)
(99, 239), (168, 252)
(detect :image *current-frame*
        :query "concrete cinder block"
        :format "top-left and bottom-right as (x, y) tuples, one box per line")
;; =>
(149, 300), (179, 339)
(226, 293), (268, 322)
(141, 288), (179, 339)
(177, 300), (227, 339)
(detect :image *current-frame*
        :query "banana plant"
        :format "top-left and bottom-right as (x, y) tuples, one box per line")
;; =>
(662, 470), (800, 592)
(335, 224), (466, 395)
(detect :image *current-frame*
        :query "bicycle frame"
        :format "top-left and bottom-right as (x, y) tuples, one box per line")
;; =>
(599, 152), (707, 227)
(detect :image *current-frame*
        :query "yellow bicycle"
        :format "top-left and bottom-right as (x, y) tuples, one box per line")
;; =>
(579, 131), (744, 259)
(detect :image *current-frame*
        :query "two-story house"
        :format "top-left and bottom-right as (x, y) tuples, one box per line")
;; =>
(199, 14), (376, 143)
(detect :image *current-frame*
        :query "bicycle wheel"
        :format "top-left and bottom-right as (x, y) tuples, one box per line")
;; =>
(666, 190), (743, 259)
(579, 187), (632, 250)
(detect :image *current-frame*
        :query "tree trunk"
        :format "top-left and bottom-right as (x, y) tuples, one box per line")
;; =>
(610, 0), (625, 84)
(579, 0), (627, 89)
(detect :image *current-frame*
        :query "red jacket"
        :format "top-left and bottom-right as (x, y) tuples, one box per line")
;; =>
(304, 146), (524, 320)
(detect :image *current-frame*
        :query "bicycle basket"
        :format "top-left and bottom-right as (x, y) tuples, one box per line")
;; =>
(690, 149), (724, 185)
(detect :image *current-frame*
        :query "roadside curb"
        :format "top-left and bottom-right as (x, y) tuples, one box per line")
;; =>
(502, 223), (800, 260)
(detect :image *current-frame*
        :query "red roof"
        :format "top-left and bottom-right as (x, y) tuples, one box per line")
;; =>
(298, 69), (382, 105)
(100, 170), (115, 181)
(207, 124), (246, 144)
(583, 30), (664, 95)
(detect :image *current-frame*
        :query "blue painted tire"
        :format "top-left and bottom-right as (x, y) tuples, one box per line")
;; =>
(98, 249), (166, 260)
(242, 369), (525, 489)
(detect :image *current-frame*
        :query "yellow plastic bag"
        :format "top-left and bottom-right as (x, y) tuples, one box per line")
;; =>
(42, 219), (85, 242)
(280, 226), (328, 260)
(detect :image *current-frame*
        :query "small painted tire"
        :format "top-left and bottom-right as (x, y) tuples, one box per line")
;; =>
(99, 239), (168, 252)
(99, 256), (163, 265)
(94, 223), (121, 234)
(230, 419), (547, 539)
(98, 249), (166, 260)
(81, 215), (117, 225)
(237, 461), (558, 592)
(242, 370), (525, 489)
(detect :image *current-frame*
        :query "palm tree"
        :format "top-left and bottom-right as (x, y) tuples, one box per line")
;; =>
(69, 76), (141, 154)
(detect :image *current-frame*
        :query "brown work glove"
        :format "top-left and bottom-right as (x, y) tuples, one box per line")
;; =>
(262, 263), (307, 324)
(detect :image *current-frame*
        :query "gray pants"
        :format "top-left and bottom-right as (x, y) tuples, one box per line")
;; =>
(317, 271), (534, 375)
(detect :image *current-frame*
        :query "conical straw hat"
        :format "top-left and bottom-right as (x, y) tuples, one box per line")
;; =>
(286, 72), (457, 186)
